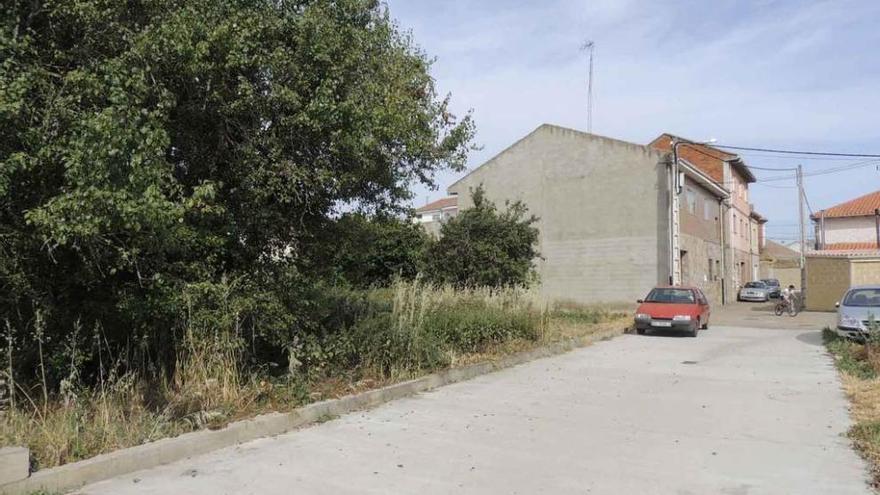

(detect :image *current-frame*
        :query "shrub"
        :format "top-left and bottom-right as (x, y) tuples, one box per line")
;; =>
(315, 214), (429, 288)
(422, 186), (539, 287)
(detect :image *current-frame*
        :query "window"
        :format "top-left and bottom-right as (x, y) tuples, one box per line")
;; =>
(704, 201), (711, 221)
(733, 214), (737, 234)
(645, 288), (696, 304)
(843, 288), (880, 307)
(686, 188), (696, 214)
(715, 260), (721, 281)
(708, 258), (713, 281)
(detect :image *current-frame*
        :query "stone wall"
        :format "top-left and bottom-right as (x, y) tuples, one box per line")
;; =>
(680, 233), (723, 306)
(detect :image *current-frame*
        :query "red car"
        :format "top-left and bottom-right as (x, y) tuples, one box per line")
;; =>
(634, 286), (711, 337)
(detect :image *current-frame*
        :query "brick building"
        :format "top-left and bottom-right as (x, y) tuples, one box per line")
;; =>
(650, 134), (765, 301)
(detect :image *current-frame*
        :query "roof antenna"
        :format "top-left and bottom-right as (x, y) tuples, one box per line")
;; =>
(580, 41), (595, 133)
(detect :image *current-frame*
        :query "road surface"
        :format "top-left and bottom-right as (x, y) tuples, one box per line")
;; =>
(77, 311), (870, 494)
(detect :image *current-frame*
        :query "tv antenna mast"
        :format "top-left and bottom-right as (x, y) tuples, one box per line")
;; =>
(580, 40), (595, 133)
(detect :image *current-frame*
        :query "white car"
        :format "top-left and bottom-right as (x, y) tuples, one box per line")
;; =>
(836, 285), (880, 340)
(738, 281), (770, 302)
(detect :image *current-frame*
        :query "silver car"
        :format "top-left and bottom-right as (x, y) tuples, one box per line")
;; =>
(738, 281), (770, 302)
(836, 285), (880, 340)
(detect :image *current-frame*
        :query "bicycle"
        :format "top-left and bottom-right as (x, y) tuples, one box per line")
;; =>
(774, 297), (798, 317)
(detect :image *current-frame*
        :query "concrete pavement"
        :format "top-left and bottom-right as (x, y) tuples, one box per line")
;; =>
(76, 318), (869, 494)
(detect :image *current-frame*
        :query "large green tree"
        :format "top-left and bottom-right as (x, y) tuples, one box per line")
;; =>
(0, 0), (473, 383)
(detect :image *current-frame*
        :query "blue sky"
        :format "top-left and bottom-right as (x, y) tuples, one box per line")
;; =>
(388, 0), (880, 243)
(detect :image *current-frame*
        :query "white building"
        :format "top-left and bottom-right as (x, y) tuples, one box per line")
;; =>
(414, 196), (458, 236)
(813, 190), (880, 251)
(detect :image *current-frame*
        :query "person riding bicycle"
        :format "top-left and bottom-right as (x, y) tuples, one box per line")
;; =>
(781, 285), (796, 307)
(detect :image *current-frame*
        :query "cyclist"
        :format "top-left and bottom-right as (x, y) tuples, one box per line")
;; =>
(779, 285), (797, 314)
(782, 285), (795, 303)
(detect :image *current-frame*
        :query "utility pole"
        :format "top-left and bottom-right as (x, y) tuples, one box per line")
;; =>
(580, 41), (595, 133)
(797, 164), (807, 301)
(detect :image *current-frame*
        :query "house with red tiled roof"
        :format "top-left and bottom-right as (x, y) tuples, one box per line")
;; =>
(812, 190), (880, 251)
(414, 196), (458, 236)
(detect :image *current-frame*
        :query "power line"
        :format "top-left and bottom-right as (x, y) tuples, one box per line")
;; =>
(803, 188), (815, 217)
(756, 159), (880, 182)
(714, 144), (880, 158)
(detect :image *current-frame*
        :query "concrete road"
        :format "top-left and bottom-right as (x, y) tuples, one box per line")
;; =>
(77, 319), (869, 494)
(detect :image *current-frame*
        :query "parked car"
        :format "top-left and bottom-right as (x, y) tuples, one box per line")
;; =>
(836, 285), (880, 340)
(634, 286), (710, 337)
(761, 278), (781, 298)
(738, 281), (770, 302)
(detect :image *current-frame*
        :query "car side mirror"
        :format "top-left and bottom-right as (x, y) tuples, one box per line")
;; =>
(636, 299), (644, 304)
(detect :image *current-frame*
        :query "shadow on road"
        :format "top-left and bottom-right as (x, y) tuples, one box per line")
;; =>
(796, 331), (823, 346)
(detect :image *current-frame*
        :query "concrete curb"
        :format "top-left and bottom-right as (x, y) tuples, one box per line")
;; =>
(0, 325), (625, 495)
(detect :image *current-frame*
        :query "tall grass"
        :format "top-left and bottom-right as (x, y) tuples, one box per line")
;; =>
(824, 328), (880, 487)
(1, 280), (621, 471)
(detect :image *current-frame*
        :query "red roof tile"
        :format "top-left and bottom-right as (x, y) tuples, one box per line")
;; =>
(649, 134), (756, 184)
(822, 242), (880, 251)
(415, 196), (457, 213)
(814, 190), (880, 219)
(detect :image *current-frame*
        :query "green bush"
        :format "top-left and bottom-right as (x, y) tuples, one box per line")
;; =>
(823, 328), (877, 380)
(422, 186), (539, 288)
(422, 304), (539, 353)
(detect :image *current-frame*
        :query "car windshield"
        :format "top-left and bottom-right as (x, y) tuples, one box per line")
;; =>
(645, 288), (695, 304)
(762, 279), (779, 287)
(744, 282), (766, 289)
(843, 288), (880, 307)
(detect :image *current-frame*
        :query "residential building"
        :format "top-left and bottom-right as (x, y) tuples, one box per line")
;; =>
(414, 196), (458, 237)
(812, 189), (880, 251)
(447, 124), (732, 306)
(677, 167), (729, 304)
(649, 134), (764, 295)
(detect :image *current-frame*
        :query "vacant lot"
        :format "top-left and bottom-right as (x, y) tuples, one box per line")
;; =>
(80, 321), (870, 495)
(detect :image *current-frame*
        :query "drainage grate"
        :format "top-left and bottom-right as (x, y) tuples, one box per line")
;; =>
(681, 360), (698, 365)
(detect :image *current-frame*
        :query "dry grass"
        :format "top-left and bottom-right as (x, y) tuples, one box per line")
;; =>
(1, 282), (625, 472)
(824, 329), (880, 487)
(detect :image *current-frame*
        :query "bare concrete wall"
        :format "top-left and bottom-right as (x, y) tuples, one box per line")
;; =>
(448, 124), (669, 305)
(851, 259), (880, 286)
(806, 256), (851, 311)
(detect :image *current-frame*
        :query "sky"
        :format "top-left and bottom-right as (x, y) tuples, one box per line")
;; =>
(387, 0), (880, 244)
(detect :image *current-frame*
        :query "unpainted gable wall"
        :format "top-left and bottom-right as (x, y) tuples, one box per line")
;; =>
(448, 124), (669, 306)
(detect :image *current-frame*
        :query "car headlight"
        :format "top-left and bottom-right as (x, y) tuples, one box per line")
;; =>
(673, 315), (691, 321)
(635, 313), (650, 320)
